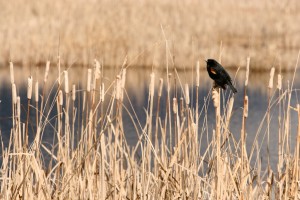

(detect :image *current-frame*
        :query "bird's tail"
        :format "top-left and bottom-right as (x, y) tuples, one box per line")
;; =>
(228, 83), (237, 93)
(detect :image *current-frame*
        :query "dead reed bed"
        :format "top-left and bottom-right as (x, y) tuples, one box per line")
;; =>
(1, 0), (300, 70)
(0, 54), (299, 199)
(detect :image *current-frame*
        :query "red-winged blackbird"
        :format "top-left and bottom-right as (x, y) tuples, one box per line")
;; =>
(206, 59), (237, 93)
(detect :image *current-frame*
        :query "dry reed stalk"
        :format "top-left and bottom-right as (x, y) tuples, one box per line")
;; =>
(153, 78), (163, 177)
(146, 72), (155, 175)
(267, 67), (275, 173)
(212, 88), (221, 199)
(25, 76), (32, 149)
(41, 60), (50, 115)
(240, 95), (249, 194)
(195, 60), (200, 152)
(223, 97), (234, 145)
(35, 81), (39, 130)
(277, 73), (283, 183)
(12, 83), (17, 128)
(71, 84), (76, 151)
(167, 73), (172, 154)
(290, 104), (300, 198)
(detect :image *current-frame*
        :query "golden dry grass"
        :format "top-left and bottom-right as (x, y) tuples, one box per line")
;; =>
(1, 0), (300, 70)
(0, 55), (300, 199)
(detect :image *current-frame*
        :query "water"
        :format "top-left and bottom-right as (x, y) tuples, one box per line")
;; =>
(0, 66), (299, 170)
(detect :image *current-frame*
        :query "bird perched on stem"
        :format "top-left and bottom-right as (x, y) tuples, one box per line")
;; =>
(206, 59), (237, 93)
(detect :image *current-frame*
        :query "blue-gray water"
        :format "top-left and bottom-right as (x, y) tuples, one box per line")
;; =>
(0, 67), (299, 171)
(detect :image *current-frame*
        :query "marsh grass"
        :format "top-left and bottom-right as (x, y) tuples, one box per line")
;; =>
(1, 0), (300, 70)
(0, 54), (300, 199)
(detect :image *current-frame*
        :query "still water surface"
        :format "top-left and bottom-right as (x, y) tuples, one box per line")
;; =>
(0, 66), (299, 170)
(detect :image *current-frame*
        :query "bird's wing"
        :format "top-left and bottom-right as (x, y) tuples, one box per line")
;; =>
(216, 67), (233, 82)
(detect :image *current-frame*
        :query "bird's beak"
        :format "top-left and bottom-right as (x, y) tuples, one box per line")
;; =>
(204, 59), (208, 63)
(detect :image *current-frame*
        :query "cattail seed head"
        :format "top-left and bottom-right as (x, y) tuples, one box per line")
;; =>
(268, 67), (275, 89)
(149, 73), (155, 98)
(158, 78), (163, 97)
(173, 98), (178, 114)
(196, 61), (200, 87)
(87, 68), (92, 92)
(58, 90), (63, 106)
(17, 96), (21, 118)
(12, 83), (17, 104)
(72, 84), (76, 101)
(64, 70), (69, 93)
(44, 61), (50, 83)
(212, 89), (220, 108)
(35, 81), (39, 103)
(10, 62), (14, 84)
(244, 95), (249, 118)
(94, 59), (101, 80)
(100, 83), (105, 102)
(185, 83), (189, 105)
(277, 74), (282, 90)
(245, 57), (250, 86)
(27, 76), (33, 99)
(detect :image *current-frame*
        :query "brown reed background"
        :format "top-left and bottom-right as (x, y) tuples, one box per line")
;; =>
(0, 0), (300, 70)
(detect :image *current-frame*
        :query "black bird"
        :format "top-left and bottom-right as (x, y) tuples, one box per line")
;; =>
(206, 59), (237, 93)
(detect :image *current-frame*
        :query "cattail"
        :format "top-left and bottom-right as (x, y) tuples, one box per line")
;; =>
(12, 83), (17, 104)
(149, 73), (155, 98)
(58, 90), (63, 106)
(244, 96), (249, 118)
(72, 84), (76, 101)
(10, 61), (14, 84)
(100, 83), (105, 102)
(158, 78), (163, 97)
(268, 67), (275, 89)
(196, 61), (200, 87)
(212, 89), (219, 108)
(94, 59), (101, 80)
(17, 96), (21, 118)
(245, 57), (250, 86)
(185, 83), (189, 105)
(115, 75), (121, 100)
(44, 61), (50, 83)
(35, 81), (39, 103)
(87, 68), (92, 92)
(277, 74), (282, 90)
(27, 76), (33, 99)
(64, 70), (69, 93)
(173, 98), (178, 114)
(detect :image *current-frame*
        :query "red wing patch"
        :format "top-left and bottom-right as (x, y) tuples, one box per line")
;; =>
(210, 68), (217, 75)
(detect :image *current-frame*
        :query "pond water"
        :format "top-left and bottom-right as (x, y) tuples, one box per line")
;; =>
(0, 66), (299, 170)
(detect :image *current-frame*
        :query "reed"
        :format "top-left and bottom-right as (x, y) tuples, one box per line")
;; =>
(1, 57), (300, 199)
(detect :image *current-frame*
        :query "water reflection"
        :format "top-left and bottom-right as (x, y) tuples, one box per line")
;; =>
(0, 66), (299, 169)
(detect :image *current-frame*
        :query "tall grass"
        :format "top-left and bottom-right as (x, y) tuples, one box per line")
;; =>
(0, 55), (300, 199)
(1, 0), (300, 70)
